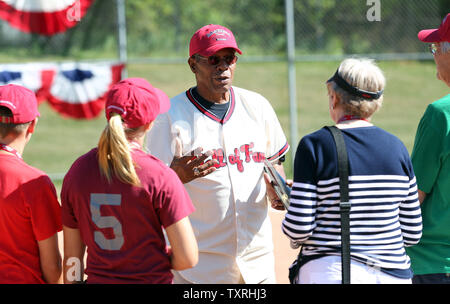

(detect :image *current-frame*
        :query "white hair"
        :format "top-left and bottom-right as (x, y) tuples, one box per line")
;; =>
(330, 58), (385, 118)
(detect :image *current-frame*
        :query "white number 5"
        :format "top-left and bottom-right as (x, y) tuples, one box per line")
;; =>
(90, 193), (124, 250)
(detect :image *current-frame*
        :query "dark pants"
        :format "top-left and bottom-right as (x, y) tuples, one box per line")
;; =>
(412, 273), (450, 284)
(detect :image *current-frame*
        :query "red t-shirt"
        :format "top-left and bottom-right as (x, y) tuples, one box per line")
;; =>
(0, 154), (62, 284)
(61, 148), (195, 284)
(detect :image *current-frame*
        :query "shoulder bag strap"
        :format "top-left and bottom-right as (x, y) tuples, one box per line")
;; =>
(325, 126), (351, 284)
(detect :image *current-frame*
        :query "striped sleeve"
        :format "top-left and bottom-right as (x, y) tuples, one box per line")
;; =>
(282, 182), (317, 242)
(398, 176), (422, 246)
(267, 142), (289, 162)
(282, 136), (317, 243)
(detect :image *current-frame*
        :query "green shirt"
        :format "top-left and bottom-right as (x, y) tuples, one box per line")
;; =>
(406, 94), (450, 275)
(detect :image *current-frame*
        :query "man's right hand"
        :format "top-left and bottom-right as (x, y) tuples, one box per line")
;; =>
(170, 137), (218, 184)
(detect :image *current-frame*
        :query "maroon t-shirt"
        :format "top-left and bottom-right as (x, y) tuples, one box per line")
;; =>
(61, 148), (194, 284)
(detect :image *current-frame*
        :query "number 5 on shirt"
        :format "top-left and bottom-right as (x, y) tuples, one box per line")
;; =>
(90, 194), (124, 251)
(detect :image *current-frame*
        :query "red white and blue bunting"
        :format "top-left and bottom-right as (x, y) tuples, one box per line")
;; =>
(0, 1), (124, 119)
(0, 62), (124, 119)
(0, 0), (94, 35)
(47, 62), (124, 119)
(0, 63), (54, 103)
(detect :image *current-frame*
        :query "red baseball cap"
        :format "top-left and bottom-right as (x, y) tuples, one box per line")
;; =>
(0, 84), (40, 124)
(418, 13), (450, 43)
(105, 78), (170, 129)
(189, 24), (242, 57)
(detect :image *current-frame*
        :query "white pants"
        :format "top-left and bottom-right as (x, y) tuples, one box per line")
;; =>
(172, 270), (275, 284)
(296, 255), (412, 284)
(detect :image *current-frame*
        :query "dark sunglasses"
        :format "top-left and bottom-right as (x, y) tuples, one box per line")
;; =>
(195, 54), (238, 66)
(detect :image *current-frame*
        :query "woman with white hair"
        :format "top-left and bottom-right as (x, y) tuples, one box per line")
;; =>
(282, 58), (422, 284)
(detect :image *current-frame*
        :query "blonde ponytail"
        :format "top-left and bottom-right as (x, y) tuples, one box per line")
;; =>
(98, 114), (141, 187)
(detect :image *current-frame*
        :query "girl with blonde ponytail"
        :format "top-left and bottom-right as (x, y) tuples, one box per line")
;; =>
(61, 78), (198, 284)
(98, 113), (141, 187)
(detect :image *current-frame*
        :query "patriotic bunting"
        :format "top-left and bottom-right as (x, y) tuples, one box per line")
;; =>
(0, 62), (124, 119)
(0, 0), (94, 35)
(0, 1), (124, 119)
(0, 63), (55, 104)
(47, 63), (124, 119)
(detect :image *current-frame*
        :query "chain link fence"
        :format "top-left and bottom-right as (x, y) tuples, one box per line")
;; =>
(293, 0), (446, 61)
(0, 0), (447, 63)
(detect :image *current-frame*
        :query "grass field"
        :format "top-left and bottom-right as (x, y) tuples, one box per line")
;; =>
(23, 59), (448, 191)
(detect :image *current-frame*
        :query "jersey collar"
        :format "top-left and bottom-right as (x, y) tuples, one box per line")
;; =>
(186, 87), (235, 124)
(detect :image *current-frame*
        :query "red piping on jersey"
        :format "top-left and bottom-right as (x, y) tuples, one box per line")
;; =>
(267, 142), (289, 161)
(185, 87), (235, 124)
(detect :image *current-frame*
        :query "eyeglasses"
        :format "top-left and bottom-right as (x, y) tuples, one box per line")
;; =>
(429, 43), (438, 55)
(195, 54), (238, 66)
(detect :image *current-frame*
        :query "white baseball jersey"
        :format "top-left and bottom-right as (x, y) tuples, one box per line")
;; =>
(146, 86), (289, 283)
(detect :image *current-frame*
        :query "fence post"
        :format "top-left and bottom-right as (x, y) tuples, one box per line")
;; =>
(116, 0), (128, 78)
(285, 0), (298, 169)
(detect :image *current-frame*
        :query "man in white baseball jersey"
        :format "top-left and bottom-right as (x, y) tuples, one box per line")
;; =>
(146, 24), (289, 284)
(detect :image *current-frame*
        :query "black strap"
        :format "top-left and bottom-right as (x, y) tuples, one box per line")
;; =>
(289, 246), (303, 284)
(326, 126), (351, 284)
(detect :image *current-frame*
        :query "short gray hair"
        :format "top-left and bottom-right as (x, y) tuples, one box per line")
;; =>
(329, 58), (385, 118)
(440, 41), (450, 53)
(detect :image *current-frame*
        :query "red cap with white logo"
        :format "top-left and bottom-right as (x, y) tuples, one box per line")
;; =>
(189, 24), (242, 57)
